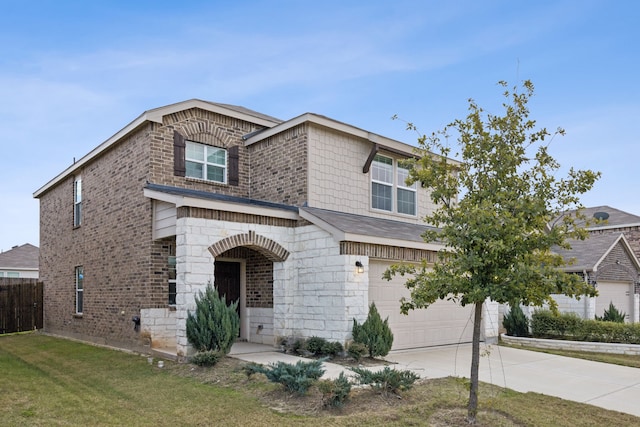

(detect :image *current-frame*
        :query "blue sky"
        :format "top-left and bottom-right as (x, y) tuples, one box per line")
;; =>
(1, 0), (638, 251)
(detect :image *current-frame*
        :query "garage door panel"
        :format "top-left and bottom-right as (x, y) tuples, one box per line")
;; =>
(597, 282), (632, 321)
(369, 261), (474, 350)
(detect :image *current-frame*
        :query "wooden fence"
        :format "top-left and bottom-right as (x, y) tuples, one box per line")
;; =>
(0, 278), (43, 334)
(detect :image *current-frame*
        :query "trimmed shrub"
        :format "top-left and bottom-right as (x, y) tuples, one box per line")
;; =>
(347, 342), (368, 362)
(352, 302), (394, 358)
(186, 284), (239, 354)
(305, 336), (329, 356)
(350, 366), (419, 396)
(531, 310), (581, 338)
(280, 336), (307, 355)
(503, 303), (529, 337)
(321, 341), (344, 357)
(531, 309), (640, 344)
(251, 359), (325, 395)
(318, 372), (352, 408)
(596, 302), (626, 323)
(189, 350), (221, 367)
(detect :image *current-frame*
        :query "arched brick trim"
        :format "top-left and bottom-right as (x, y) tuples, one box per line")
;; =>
(175, 123), (233, 147)
(208, 230), (290, 262)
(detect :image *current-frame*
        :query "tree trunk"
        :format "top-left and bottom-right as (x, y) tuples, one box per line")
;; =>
(467, 302), (483, 424)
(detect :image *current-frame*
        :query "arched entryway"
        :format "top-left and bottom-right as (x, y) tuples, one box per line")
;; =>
(209, 232), (289, 343)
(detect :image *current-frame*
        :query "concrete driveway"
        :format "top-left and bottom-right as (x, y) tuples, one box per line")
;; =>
(230, 342), (640, 418)
(386, 344), (640, 418)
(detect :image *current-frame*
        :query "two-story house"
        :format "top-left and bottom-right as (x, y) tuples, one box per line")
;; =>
(34, 100), (499, 358)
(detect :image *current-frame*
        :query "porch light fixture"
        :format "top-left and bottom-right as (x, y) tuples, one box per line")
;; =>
(355, 261), (364, 274)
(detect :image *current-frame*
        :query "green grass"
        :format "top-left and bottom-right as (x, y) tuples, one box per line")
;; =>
(1, 333), (639, 426)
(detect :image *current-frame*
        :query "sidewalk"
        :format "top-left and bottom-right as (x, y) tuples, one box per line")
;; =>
(229, 342), (640, 418)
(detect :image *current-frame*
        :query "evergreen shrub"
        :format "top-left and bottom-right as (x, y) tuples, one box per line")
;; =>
(352, 302), (394, 358)
(186, 284), (239, 354)
(503, 303), (529, 337)
(350, 366), (419, 395)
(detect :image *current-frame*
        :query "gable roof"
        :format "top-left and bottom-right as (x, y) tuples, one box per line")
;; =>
(553, 233), (640, 273)
(0, 243), (39, 270)
(556, 205), (640, 230)
(33, 100), (282, 199)
(243, 112), (437, 162)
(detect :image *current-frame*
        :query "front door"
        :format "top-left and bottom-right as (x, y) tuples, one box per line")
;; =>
(214, 261), (241, 311)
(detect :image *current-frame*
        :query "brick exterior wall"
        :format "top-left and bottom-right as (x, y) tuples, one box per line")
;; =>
(590, 227), (640, 266)
(218, 246), (274, 308)
(149, 108), (266, 199)
(39, 107), (278, 350)
(596, 240), (638, 282)
(39, 125), (155, 348)
(247, 123), (309, 205)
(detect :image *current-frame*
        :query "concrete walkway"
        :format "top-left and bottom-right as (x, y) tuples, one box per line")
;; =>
(229, 342), (640, 418)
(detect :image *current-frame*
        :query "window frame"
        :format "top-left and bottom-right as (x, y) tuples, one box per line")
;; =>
(370, 154), (417, 216)
(73, 176), (82, 227)
(168, 252), (176, 306)
(185, 141), (228, 184)
(75, 266), (84, 315)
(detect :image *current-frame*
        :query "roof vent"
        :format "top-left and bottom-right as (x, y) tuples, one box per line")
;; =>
(593, 211), (609, 221)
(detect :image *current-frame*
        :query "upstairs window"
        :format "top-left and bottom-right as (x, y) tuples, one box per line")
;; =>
(75, 266), (84, 315)
(396, 165), (417, 215)
(73, 176), (82, 227)
(371, 154), (417, 216)
(185, 141), (227, 184)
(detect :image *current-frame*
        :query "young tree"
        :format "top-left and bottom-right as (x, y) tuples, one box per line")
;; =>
(386, 81), (600, 424)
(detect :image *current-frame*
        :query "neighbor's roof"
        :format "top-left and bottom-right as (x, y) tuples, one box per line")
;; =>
(552, 233), (640, 272)
(33, 99), (283, 198)
(554, 205), (640, 230)
(0, 243), (39, 270)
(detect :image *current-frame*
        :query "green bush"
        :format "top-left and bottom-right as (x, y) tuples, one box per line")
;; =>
(596, 302), (626, 323)
(350, 366), (419, 396)
(352, 303), (394, 358)
(531, 309), (640, 344)
(321, 341), (344, 357)
(503, 303), (529, 337)
(347, 342), (368, 362)
(531, 310), (581, 338)
(305, 336), (328, 356)
(189, 350), (221, 367)
(280, 337), (307, 355)
(250, 359), (325, 395)
(186, 284), (239, 354)
(318, 372), (352, 408)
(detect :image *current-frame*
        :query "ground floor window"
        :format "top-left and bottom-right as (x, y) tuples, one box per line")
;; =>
(168, 247), (176, 305)
(75, 266), (84, 314)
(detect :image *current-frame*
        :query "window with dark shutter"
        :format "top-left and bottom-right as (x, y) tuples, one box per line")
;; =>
(173, 131), (186, 177)
(228, 145), (239, 186)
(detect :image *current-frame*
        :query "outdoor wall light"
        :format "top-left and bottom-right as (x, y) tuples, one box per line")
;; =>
(355, 261), (364, 274)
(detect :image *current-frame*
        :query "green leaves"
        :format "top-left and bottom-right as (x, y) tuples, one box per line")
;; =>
(390, 79), (600, 308)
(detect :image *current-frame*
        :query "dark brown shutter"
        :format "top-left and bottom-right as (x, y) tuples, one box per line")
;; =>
(228, 145), (239, 186)
(173, 131), (186, 177)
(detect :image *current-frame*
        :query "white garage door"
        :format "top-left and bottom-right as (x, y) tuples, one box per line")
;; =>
(369, 261), (475, 350)
(596, 282), (632, 321)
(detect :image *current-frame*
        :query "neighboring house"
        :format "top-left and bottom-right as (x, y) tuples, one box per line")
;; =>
(552, 233), (640, 322)
(550, 206), (640, 323)
(0, 244), (39, 279)
(34, 100), (499, 358)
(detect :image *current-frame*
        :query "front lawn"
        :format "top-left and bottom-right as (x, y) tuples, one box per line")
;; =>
(2, 333), (639, 426)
